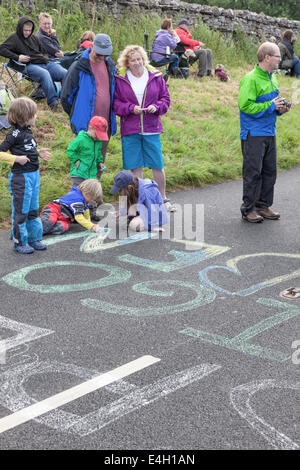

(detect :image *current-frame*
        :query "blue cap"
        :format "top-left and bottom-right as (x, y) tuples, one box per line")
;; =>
(110, 171), (134, 194)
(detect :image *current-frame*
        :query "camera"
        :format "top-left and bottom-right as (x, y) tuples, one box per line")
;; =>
(279, 96), (291, 108)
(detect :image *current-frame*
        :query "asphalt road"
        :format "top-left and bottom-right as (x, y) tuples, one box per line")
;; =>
(0, 168), (299, 450)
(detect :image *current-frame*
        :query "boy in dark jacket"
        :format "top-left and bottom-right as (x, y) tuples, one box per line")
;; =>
(0, 97), (51, 254)
(0, 16), (66, 111)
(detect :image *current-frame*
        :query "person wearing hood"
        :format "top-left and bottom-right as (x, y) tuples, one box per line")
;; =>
(278, 30), (300, 78)
(150, 18), (180, 77)
(0, 16), (67, 112)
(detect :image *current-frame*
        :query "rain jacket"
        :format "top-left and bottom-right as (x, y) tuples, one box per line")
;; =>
(67, 130), (103, 179)
(151, 29), (178, 62)
(113, 66), (170, 136)
(238, 65), (280, 140)
(137, 178), (169, 230)
(60, 48), (117, 136)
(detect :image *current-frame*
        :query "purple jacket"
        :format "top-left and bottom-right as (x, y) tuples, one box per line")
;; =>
(113, 66), (170, 136)
(151, 29), (177, 62)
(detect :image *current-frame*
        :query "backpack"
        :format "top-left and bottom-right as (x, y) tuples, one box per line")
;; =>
(0, 84), (14, 115)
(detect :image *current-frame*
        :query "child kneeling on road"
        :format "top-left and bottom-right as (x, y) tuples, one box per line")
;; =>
(110, 171), (169, 232)
(0, 97), (51, 254)
(40, 179), (102, 235)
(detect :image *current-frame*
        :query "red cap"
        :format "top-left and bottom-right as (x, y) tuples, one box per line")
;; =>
(89, 116), (109, 141)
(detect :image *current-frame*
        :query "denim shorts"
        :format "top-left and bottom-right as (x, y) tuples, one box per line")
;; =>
(121, 133), (164, 170)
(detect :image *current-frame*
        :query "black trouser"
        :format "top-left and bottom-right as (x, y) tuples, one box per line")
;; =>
(240, 134), (277, 216)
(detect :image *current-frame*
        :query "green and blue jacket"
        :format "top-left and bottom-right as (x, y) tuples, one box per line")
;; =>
(238, 65), (279, 140)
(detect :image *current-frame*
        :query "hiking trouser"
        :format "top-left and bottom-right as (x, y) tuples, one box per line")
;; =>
(8, 170), (42, 246)
(189, 49), (212, 76)
(40, 202), (70, 235)
(240, 134), (277, 216)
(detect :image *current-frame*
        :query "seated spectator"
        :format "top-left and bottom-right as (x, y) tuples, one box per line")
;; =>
(269, 36), (277, 44)
(0, 16), (67, 111)
(175, 18), (212, 78)
(150, 18), (180, 77)
(37, 12), (78, 70)
(36, 12), (64, 60)
(76, 31), (95, 51)
(278, 30), (300, 78)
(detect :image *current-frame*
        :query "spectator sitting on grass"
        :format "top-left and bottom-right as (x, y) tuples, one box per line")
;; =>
(150, 18), (180, 77)
(175, 18), (212, 78)
(278, 30), (300, 78)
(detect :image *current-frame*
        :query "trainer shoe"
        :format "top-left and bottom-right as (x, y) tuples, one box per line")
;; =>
(29, 241), (47, 250)
(242, 211), (264, 223)
(256, 208), (280, 220)
(13, 243), (34, 254)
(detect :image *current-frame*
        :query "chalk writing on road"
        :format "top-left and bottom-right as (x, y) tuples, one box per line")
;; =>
(82, 280), (216, 317)
(199, 253), (300, 296)
(1, 261), (131, 293)
(230, 379), (300, 450)
(0, 358), (221, 436)
(180, 298), (299, 362)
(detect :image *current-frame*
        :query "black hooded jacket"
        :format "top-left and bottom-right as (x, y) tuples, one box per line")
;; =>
(0, 16), (48, 64)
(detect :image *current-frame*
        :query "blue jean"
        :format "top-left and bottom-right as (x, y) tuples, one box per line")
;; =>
(26, 62), (67, 106)
(291, 58), (300, 77)
(151, 54), (179, 74)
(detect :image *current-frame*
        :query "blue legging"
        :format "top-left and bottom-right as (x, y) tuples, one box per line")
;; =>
(8, 170), (43, 246)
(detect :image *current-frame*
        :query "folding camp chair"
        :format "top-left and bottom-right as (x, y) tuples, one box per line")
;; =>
(0, 59), (41, 99)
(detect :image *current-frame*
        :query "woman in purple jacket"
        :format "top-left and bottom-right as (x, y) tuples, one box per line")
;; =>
(150, 18), (180, 76)
(113, 45), (175, 211)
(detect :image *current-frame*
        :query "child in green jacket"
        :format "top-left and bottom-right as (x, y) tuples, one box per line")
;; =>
(67, 116), (108, 188)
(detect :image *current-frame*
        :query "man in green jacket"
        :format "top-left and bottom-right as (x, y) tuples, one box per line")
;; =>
(238, 42), (290, 223)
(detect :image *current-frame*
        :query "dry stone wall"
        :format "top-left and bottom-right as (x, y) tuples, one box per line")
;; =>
(91, 0), (300, 42)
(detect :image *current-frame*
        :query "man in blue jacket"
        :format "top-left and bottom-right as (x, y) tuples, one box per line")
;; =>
(61, 33), (117, 175)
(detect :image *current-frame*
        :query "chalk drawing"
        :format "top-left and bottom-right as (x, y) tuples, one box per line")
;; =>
(69, 363), (221, 436)
(81, 280), (216, 317)
(43, 231), (94, 246)
(291, 340), (300, 365)
(199, 253), (300, 296)
(1, 261), (131, 293)
(0, 356), (160, 434)
(119, 242), (231, 273)
(180, 298), (299, 362)
(80, 231), (157, 254)
(0, 360), (137, 432)
(0, 359), (220, 436)
(0, 315), (53, 361)
(230, 379), (300, 450)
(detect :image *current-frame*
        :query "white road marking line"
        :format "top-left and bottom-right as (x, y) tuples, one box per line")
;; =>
(0, 355), (160, 434)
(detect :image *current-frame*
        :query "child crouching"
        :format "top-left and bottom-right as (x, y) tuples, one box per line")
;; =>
(110, 171), (169, 232)
(40, 179), (102, 235)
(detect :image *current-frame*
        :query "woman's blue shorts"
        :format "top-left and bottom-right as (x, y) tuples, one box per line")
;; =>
(121, 133), (164, 170)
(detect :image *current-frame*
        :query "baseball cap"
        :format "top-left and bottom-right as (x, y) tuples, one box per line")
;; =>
(93, 33), (112, 56)
(110, 171), (134, 194)
(178, 19), (193, 27)
(89, 116), (108, 141)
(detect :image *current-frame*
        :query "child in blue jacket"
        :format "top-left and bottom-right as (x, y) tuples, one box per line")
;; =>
(110, 171), (169, 231)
